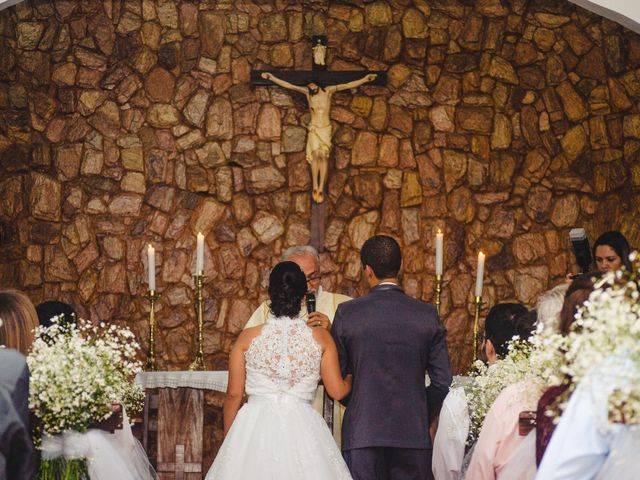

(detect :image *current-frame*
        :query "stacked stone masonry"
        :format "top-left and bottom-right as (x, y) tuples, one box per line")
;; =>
(1, 0), (640, 379)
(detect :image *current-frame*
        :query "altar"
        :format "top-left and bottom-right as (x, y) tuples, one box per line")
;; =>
(135, 371), (229, 480)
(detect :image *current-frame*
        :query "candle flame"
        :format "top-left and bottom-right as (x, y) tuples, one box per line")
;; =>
(437, 228), (442, 234)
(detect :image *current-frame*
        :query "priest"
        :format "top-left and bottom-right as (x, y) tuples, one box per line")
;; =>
(244, 245), (351, 330)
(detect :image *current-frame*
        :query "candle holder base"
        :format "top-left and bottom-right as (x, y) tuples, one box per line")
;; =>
(145, 356), (157, 372)
(188, 352), (205, 371)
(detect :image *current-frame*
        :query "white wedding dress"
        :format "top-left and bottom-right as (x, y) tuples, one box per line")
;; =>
(206, 315), (352, 479)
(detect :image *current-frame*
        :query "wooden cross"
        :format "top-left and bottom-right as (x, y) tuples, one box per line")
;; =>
(156, 444), (202, 480)
(252, 36), (387, 252)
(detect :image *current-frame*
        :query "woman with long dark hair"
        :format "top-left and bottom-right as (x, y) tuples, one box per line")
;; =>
(592, 231), (632, 273)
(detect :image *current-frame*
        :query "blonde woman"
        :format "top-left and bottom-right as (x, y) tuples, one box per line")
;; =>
(0, 289), (39, 354)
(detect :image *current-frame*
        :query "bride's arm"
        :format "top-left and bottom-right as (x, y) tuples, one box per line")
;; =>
(314, 329), (352, 400)
(223, 331), (250, 435)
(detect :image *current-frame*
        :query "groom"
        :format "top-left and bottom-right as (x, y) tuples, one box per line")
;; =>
(331, 235), (452, 479)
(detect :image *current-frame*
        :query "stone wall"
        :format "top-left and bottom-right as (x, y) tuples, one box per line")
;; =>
(1, 0), (640, 377)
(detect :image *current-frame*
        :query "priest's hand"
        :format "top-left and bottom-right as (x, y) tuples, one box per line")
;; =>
(307, 312), (330, 330)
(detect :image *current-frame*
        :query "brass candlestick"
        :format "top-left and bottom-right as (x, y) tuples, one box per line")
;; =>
(435, 274), (443, 318)
(472, 295), (484, 364)
(145, 290), (160, 371)
(189, 273), (206, 371)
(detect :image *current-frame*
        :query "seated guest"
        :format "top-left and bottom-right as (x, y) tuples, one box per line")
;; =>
(0, 289), (39, 355)
(470, 274), (602, 480)
(536, 355), (637, 479)
(465, 378), (542, 480)
(592, 230), (632, 273)
(462, 308), (538, 480)
(558, 273), (600, 335)
(0, 351), (38, 480)
(535, 272), (600, 463)
(35, 300), (77, 328)
(535, 283), (569, 333)
(0, 313), (38, 479)
(482, 303), (533, 363)
(432, 304), (534, 480)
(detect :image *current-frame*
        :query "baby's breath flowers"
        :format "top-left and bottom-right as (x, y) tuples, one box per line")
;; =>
(28, 316), (144, 439)
(466, 251), (640, 443)
(559, 259), (640, 425)
(465, 338), (544, 444)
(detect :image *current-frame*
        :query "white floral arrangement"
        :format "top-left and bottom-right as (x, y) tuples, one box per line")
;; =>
(28, 316), (144, 439)
(559, 254), (640, 424)
(463, 325), (568, 445)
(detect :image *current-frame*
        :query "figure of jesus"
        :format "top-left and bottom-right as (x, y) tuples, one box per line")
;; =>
(261, 71), (377, 203)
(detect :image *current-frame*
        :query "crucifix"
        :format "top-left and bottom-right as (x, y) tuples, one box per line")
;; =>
(252, 36), (387, 251)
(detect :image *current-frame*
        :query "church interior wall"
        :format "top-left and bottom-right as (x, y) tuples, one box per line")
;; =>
(0, 0), (639, 383)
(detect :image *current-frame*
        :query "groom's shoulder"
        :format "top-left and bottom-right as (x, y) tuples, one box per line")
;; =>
(337, 289), (435, 313)
(399, 294), (438, 316)
(336, 292), (368, 310)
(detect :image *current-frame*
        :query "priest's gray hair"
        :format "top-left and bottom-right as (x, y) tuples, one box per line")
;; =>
(536, 283), (569, 332)
(281, 245), (320, 264)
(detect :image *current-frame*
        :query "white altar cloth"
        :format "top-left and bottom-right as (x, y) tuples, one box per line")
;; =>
(135, 371), (229, 391)
(134, 371), (442, 392)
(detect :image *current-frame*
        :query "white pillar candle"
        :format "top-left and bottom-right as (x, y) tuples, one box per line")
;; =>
(147, 244), (156, 291)
(475, 251), (485, 297)
(196, 232), (205, 275)
(435, 229), (444, 276)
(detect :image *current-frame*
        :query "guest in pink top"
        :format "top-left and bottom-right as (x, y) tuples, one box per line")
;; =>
(465, 381), (542, 480)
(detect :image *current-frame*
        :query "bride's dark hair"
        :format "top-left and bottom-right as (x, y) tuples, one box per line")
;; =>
(268, 261), (307, 318)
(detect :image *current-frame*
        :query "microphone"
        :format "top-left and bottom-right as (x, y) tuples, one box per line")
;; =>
(305, 292), (316, 313)
(569, 228), (592, 274)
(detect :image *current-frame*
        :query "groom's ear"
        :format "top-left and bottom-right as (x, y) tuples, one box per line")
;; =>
(363, 264), (375, 280)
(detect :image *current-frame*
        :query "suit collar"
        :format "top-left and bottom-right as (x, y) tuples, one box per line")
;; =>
(371, 283), (403, 293)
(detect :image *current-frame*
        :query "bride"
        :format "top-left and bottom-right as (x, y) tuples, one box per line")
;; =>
(206, 261), (353, 479)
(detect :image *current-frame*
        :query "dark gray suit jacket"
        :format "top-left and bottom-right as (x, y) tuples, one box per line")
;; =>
(331, 284), (452, 451)
(0, 349), (38, 480)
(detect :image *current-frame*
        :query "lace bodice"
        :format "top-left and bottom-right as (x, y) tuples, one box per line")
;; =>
(245, 316), (322, 402)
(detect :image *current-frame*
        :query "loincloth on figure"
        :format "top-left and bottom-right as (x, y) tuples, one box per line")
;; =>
(306, 123), (332, 164)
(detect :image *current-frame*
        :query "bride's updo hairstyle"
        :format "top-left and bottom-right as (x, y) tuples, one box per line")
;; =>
(268, 261), (307, 318)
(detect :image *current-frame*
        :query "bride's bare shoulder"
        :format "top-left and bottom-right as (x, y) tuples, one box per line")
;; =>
(237, 324), (265, 348)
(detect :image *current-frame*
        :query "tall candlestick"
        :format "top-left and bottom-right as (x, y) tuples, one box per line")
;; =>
(475, 251), (485, 297)
(435, 274), (443, 318)
(145, 290), (160, 371)
(147, 244), (156, 291)
(473, 295), (483, 364)
(189, 272), (206, 371)
(435, 229), (444, 276)
(196, 232), (204, 275)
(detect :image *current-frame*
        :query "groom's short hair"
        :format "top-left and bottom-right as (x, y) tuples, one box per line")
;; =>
(361, 235), (401, 279)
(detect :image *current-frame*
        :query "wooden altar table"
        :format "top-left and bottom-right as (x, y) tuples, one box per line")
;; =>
(135, 371), (229, 480)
